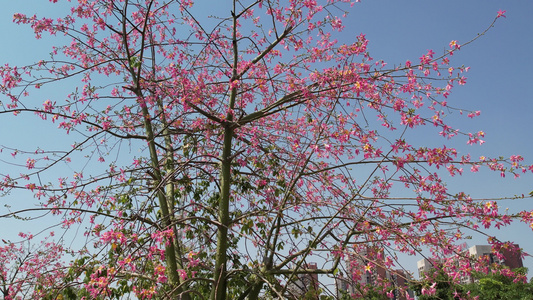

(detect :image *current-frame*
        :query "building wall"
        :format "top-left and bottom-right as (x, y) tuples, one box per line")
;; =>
(336, 248), (413, 300)
(287, 262), (320, 299)
(416, 244), (524, 284)
(468, 244), (523, 269)
(501, 246), (524, 269)
(417, 258), (434, 278)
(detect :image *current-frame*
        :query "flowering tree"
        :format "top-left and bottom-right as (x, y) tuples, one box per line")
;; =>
(0, 1), (531, 299)
(0, 234), (66, 300)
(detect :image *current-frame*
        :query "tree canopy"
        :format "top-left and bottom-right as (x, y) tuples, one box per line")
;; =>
(0, 1), (531, 299)
(464, 268), (533, 300)
(414, 267), (533, 300)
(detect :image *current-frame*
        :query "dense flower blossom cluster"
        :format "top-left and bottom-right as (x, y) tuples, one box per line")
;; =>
(0, 1), (530, 299)
(0, 234), (65, 299)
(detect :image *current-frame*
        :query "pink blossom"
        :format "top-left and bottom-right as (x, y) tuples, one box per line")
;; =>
(178, 269), (188, 280)
(26, 158), (36, 169)
(449, 40), (461, 50)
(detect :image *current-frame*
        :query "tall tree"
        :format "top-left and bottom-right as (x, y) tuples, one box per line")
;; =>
(0, 1), (531, 299)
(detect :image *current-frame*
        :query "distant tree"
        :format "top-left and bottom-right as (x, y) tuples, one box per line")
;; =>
(463, 268), (533, 300)
(413, 269), (461, 300)
(0, 1), (531, 299)
(414, 267), (533, 300)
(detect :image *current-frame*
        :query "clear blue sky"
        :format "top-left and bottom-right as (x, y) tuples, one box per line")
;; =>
(347, 0), (533, 279)
(0, 0), (532, 281)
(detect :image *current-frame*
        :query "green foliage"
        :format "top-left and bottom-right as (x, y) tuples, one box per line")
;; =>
(463, 267), (533, 300)
(414, 268), (533, 300)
